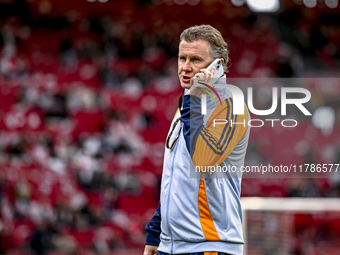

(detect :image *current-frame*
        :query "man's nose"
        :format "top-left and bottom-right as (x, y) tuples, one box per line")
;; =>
(182, 60), (192, 71)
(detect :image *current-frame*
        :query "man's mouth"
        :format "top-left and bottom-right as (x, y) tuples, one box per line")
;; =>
(182, 75), (191, 83)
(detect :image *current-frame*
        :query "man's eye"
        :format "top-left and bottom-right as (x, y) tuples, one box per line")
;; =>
(193, 58), (200, 62)
(179, 57), (186, 61)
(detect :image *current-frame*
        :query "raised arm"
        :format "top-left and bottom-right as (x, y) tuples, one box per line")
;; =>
(180, 95), (248, 168)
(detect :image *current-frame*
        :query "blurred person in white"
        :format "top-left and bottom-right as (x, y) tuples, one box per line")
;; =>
(0, 22), (29, 79)
(144, 25), (250, 255)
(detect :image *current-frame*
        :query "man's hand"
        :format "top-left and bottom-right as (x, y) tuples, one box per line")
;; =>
(143, 245), (158, 255)
(186, 67), (215, 97)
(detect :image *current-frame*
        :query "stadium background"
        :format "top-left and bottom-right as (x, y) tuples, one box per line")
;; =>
(0, 0), (339, 254)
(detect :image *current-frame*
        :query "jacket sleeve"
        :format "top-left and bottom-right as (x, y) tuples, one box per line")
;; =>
(180, 95), (248, 167)
(145, 202), (161, 246)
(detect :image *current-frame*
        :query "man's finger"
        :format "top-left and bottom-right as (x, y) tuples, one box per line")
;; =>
(211, 67), (216, 76)
(199, 68), (210, 76)
(143, 245), (158, 255)
(199, 67), (215, 79)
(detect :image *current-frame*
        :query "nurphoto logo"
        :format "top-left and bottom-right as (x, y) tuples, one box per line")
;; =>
(199, 83), (312, 128)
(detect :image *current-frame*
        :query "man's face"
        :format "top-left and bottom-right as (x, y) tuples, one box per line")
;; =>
(178, 40), (213, 89)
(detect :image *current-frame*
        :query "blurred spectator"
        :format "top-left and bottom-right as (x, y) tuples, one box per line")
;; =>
(30, 221), (53, 255)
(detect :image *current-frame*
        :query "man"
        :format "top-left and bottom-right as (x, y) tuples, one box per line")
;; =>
(144, 25), (250, 255)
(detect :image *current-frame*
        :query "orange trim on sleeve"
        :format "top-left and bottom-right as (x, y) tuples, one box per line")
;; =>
(204, 252), (218, 255)
(173, 108), (179, 120)
(198, 174), (220, 241)
(192, 99), (249, 168)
